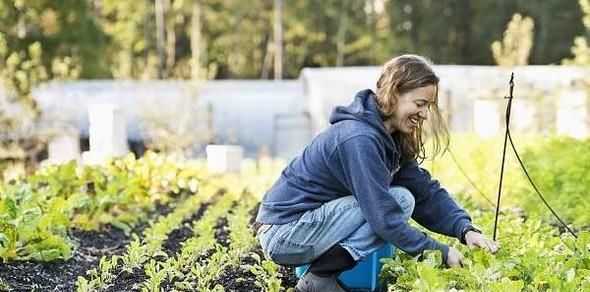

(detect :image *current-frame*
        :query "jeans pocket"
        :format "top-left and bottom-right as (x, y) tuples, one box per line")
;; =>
(257, 224), (272, 236)
(270, 238), (315, 266)
(258, 224), (278, 257)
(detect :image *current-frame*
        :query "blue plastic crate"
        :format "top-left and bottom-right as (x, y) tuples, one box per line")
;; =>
(295, 244), (393, 291)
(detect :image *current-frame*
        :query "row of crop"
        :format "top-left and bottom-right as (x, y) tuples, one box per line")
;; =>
(75, 170), (290, 292)
(389, 134), (590, 291)
(0, 152), (202, 262)
(173, 186), (288, 292)
(140, 186), (237, 291)
(76, 180), (221, 291)
(381, 209), (590, 291)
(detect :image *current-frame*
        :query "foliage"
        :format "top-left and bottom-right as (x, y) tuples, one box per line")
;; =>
(0, 0), (108, 78)
(0, 182), (72, 261)
(429, 134), (590, 227)
(246, 253), (284, 292)
(563, 0), (590, 66)
(516, 137), (590, 226)
(0, 152), (203, 262)
(491, 13), (535, 67)
(0, 37), (47, 117)
(1, 0), (587, 80)
(0, 35), (48, 169)
(381, 210), (590, 291)
(0, 143), (586, 291)
(0, 4), (80, 176)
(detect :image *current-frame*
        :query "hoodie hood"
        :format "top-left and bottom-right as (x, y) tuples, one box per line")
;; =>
(329, 89), (395, 153)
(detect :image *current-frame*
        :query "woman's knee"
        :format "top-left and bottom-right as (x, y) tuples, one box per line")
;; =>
(389, 186), (415, 219)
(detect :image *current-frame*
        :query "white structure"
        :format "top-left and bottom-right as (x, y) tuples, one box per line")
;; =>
(48, 131), (81, 163)
(473, 99), (501, 137)
(27, 65), (590, 161)
(557, 88), (588, 138)
(511, 98), (537, 133)
(206, 144), (243, 173)
(34, 80), (303, 159)
(300, 66), (590, 136)
(83, 103), (129, 164)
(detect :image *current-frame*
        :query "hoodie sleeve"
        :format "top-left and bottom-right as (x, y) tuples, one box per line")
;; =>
(334, 135), (449, 257)
(392, 162), (473, 241)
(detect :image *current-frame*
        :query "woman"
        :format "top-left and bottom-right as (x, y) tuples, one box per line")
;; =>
(253, 55), (499, 292)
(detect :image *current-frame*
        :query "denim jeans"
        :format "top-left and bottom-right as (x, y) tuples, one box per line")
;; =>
(257, 186), (415, 266)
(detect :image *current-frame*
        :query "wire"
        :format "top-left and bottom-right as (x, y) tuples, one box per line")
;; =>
(447, 148), (496, 208)
(507, 129), (578, 238)
(492, 73), (577, 240)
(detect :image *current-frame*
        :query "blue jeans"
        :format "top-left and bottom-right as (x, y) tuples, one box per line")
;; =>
(257, 186), (415, 266)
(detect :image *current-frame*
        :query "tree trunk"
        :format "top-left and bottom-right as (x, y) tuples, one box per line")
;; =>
(336, 0), (349, 66)
(155, 0), (166, 79)
(191, 0), (203, 80)
(261, 36), (273, 79)
(165, 0), (175, 76)
(273, 0), (282, 80)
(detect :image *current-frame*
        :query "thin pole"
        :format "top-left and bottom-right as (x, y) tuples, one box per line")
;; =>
(493, 72), (514, 241)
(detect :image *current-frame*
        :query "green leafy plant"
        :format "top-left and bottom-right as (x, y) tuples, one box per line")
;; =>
(245, 253), (283, 292)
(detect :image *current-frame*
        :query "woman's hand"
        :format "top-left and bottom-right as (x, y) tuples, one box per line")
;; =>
(465, 231), (500, 254)
(446, 246), (464, 268)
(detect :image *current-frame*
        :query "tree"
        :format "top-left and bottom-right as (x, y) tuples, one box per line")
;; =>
(563, 0), (590, 66)
(0, 0), (108, 78)
(491, 13), (535, 67)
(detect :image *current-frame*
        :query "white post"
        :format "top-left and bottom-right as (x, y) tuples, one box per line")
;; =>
(48, 131), (81, 164)
(557, 88), (588, 138)
(473, 98), (500, 137)
(511, 98), (536, 133)
(206, 144), (243, 173)
(83, 103), (129, 164)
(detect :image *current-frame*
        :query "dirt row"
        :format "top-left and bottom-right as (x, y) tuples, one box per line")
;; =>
(0, 198), (297, 292)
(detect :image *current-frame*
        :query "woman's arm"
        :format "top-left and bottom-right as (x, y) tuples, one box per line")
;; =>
(392, 162), (473, 241)
(334, 135), (449, 256)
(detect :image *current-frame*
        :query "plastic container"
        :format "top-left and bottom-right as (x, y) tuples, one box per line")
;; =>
(295, 244), (393, 291)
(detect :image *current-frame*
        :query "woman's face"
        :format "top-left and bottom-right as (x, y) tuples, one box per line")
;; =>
(386, 84), (436, 134)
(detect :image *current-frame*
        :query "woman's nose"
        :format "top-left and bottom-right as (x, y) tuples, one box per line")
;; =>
(418, 108), (429, 119)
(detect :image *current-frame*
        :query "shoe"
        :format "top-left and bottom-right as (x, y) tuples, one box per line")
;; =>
(295, 272), (349, 292)
(295, 244), (356, 292)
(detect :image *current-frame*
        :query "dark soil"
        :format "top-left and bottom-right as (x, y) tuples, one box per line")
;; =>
(0, 199), (178, 292)
(278, 265), (298, 288)
(214, 217), (230, 248)
(210, 249), (298, 291)
(0, 224), (136, 292)
(210, 252), (260, 291)
(105, 268), (147, 292)
(104, 201), (212, 292)
(160, 202), (210, 256)
(0, 192), (301, 292)
(161, 224), (195, 255)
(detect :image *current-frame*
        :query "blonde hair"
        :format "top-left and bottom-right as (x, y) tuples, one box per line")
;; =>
(375, 54), (449, 163)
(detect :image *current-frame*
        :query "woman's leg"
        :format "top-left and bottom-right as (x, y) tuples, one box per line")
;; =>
(340, 186), (415, 260)
(258, 186), (415, 265)
(259, 195), (365, 265)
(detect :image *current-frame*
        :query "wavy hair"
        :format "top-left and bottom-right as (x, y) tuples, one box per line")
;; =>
(375, 54), (449, 163)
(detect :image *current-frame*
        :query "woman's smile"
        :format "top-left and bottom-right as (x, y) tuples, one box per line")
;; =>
(386, 84), (436, 134)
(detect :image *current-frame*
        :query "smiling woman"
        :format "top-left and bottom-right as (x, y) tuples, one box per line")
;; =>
(376, 55), (449, 163)
(383, 85), (436, 133)
(254, 54), (499, 292)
